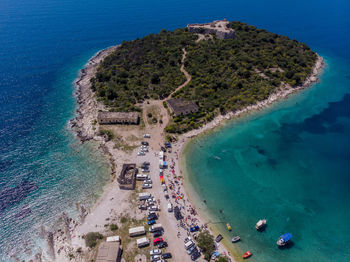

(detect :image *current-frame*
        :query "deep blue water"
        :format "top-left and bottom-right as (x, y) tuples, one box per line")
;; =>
(0, 0), (349, 261)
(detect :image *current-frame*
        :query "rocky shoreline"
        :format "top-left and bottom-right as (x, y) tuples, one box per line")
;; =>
(69, 45), (119, 142)
(185, 54), (325, 138)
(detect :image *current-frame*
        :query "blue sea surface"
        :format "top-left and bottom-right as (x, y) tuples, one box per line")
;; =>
(0, 0), (349, 261)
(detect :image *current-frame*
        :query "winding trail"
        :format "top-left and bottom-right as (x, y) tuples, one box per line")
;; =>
(168, 48), (191, 98)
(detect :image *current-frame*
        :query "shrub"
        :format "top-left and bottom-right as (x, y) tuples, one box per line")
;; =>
(99, 129), (114, 141)
(110, 224), (118, 231)
(147, 112), (152, 118)
(85, 232), (103, 248)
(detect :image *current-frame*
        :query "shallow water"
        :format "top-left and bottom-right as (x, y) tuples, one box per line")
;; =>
(184, 54), (350, 261)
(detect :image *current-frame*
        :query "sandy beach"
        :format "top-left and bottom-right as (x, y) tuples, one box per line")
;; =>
(48, 44), (324, 262)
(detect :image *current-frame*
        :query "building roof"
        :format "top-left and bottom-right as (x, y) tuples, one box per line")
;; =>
(167, 98), (198, 116)
(98, 111), (139, 122)
(96, 242), (120, 262)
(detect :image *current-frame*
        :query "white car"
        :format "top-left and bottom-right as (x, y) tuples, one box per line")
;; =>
(144, 134), (151, 138)
(148, 205), (159, 211)
(141, 168), (150, 172)
(150, 249), (162, 255)
(137, 151), (145, 156)
(145, 179), (152, 184)
(150, 255), (161, 261)
(142, 183), (152, 189)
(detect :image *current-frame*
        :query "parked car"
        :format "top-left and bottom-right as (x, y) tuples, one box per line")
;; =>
(161, 253), (172, 259)
(191, 251), (201, 261)
(184, 237), (192, 244)
(145, 179), (152, 184)
(148, 214), (158, 220)
(141, 141), (149, 146)
(148, 219), (156, 225)
(142, 183), (152, 189)
(164, 142), (171, 148)
(138, 204), (147, 210)
(142, 161), (150, 166)
(148, 205), (159, 211)
(153, 231), (163, 237)
(144, 134), (151, 138)
(153, 238), (163, 245)
(150, 249), (162, 255)
(137, 151), (145, 156)
(141, 168), (150, 172)
(150, 254), (161, 261)
(161, 146), (166, 152)
(190, 225), (200, 232)
(187, 245), (197, 255)
(157, 241), (168, 249)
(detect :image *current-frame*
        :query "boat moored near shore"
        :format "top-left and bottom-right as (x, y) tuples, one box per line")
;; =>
(255, 219), (267, 230)
(277, 233), (292, 246)
(231, 236), (240, 243)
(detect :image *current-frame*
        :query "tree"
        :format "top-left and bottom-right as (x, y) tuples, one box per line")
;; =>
(197, 230), (215, 261)
(85, 232), (103, 248)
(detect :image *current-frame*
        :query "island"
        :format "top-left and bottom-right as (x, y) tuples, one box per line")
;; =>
(55, 20), (323, 262)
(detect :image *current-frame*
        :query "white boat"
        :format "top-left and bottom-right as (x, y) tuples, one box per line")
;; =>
(232, 236), (241, 243)
(255, 219), (267, 230)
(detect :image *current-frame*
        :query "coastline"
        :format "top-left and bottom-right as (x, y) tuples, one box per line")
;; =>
(55, 46), (324, 262)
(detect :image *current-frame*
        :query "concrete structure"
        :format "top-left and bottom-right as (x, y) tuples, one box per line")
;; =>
(118, 163), (137, 190)
(98, 111), (139, 125)
(129, 226), (146, 237)
(106, 236), (120, 243)
(167, 98), (199, 116)
(136, 237), (150, 248)
(187, 20), (235, 39)
(96, 242), (122, 262)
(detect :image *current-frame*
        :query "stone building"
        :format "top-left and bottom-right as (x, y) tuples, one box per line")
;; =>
(97, 111), (139, 125)
(187, 20), (235, 39)
(96, 241), (122, 262)
(167, 98), (199, 116)
(118, 164), (137, 190)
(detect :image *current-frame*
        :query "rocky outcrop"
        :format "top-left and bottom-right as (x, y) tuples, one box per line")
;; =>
(187, 20), (235, 39)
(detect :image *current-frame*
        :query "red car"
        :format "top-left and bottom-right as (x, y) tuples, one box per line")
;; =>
(153, 237), (163, 245)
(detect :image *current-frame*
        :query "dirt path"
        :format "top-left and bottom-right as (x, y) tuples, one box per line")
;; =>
(168, 48), (191, 98)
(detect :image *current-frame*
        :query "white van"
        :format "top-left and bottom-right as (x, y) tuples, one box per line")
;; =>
(167, 203), (173, 212)
(184, 240), (195, 250)
(139, 192), (151, 200)
(150, 223), (163, 232)
(136, 174), (148, 180)
(137, 237), (149, 248)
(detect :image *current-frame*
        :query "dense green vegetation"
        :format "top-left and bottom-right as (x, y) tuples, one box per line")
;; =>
(91, 29), (196, 111)
(92, 22), (317, 133)
(197, 230), (215, 261)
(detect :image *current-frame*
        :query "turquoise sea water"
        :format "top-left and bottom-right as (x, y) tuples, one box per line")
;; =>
(184, 54), (350, 261)
(0, 0), (349, 261)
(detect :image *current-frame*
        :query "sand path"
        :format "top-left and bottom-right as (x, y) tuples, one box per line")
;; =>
(168, 48), (191, 98)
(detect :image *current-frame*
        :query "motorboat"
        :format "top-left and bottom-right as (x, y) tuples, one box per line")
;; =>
(277, 233), (292, 246)
(255, 219), (267, 230)
(231, 236), (240, 243)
